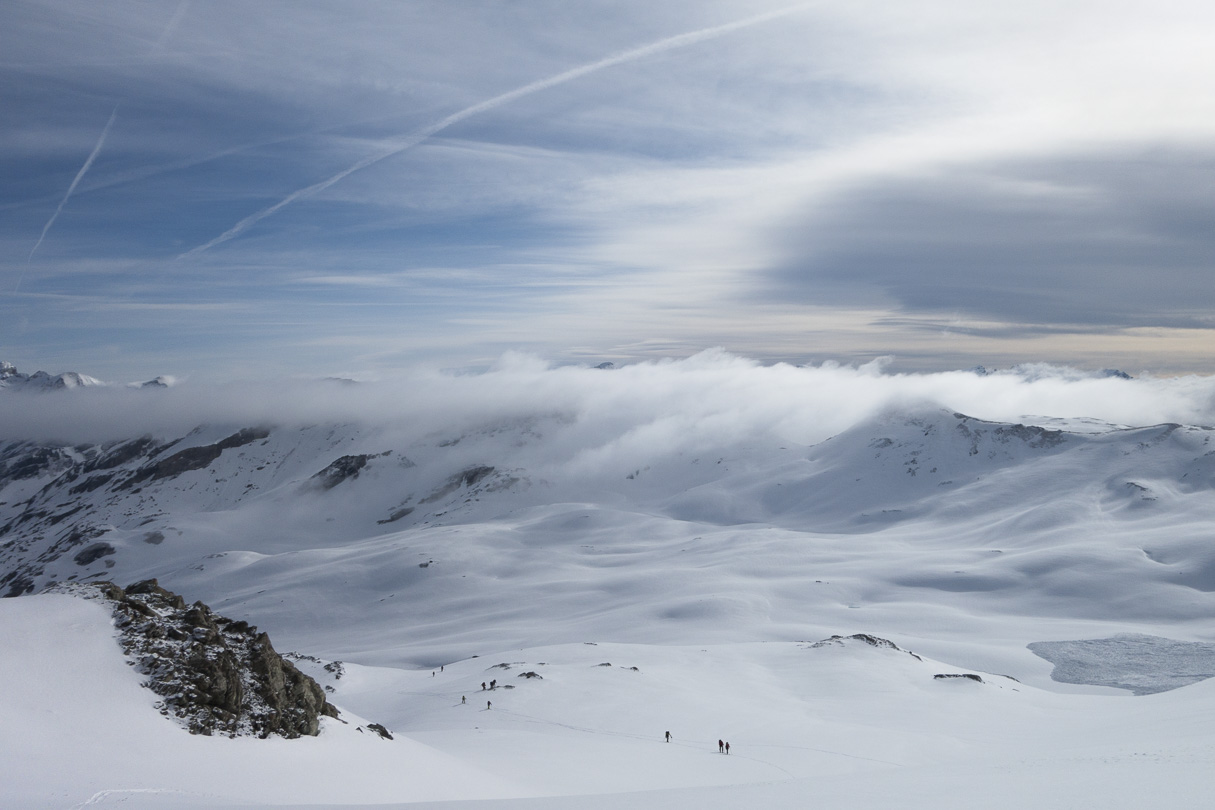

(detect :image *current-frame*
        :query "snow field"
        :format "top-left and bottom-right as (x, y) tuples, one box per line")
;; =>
(5, 594), (1214, 809)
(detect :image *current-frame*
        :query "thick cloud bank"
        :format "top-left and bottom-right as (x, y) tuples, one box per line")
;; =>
(1, 351), (1213, 447)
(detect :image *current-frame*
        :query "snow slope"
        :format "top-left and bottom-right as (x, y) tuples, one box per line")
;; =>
(3, 595), (1212, 809)
(2, 362), (1215, 808)
(0, 593), (524, 809)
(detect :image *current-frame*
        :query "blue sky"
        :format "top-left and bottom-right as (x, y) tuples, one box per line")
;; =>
(3, 0), (1214, 382)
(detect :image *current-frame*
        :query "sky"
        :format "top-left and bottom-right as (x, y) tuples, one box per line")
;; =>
(3, 0), (1215, 382)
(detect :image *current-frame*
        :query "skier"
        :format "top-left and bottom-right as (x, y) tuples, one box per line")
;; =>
(718, 739), (724, 753)
(481, 682), (486, 690)
(725, 741), (730, 755)
(490, 679), (497, 688)
(461, 696), (466, 704)
(665, 731), (671, 743)
(487, 700), (492, 709)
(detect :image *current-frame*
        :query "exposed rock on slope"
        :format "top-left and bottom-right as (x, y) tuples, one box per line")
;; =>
(808, 633), (924, 661)
(60, 579), (338, 737)
(309, 451), (393, 490)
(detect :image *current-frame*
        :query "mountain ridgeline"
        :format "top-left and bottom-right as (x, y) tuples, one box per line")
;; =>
(2, 381), (1215, 664)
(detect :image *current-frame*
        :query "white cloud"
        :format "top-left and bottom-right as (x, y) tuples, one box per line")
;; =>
(2, 353), (1211, 452)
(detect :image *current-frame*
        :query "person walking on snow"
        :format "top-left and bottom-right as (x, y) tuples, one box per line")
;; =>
(665, 731), (671, 742)
(487, 700), (492, 709)
(718, 739), (724, 753)
(461, 696), (466, 704)
(725, 742), (730, 755)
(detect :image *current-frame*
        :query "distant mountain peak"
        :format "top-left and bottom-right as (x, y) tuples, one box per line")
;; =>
(0, 362), (104, 391)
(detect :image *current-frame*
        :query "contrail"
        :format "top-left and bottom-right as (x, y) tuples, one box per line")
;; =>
(181, 3), (813, 258)
(151, 1), (191, 54)
(25, 105), (119, 267)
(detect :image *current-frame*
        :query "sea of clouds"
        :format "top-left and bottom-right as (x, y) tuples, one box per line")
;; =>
(2, 351), (1213, 449)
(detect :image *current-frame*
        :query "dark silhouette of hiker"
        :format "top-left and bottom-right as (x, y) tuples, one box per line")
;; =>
(441, 665), (444, 672)
(718, 739), (724, 753)
(481, 682), (486, 690)
(490, 679), (497, 689)
(487, 700), (492, 709)
(461, 696), (466, 704)
(725, 741), (730, 755)
(665, 731), (671, 742)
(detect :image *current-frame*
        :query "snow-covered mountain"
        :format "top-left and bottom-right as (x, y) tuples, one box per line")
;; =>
(2, 359), (1214, 808)
(0, 360), (104, 391)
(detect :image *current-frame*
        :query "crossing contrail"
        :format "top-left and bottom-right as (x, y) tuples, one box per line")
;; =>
(25, 105), (119, 268)
(181, 3), (813, 258)
(21, 2), (184, 274)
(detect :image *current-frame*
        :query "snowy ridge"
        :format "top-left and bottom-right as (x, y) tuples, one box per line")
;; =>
(0, 360), (105, 391)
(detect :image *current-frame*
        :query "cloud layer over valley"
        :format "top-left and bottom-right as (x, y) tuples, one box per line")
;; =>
(3, 352), (1213, 448)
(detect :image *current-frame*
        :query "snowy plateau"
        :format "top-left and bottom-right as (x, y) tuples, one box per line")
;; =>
(1, 357), (1214, 809)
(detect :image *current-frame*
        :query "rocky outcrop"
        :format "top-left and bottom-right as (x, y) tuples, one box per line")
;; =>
(62, 579), (338, 738)
(118, 428), (271, 489)
(309, 452), (393, 490)
(808, 633), (925, 661)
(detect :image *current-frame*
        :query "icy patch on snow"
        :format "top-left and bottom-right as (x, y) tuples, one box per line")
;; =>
(1028, 634), (1215, 695)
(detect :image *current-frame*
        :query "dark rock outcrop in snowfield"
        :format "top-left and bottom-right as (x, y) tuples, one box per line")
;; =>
(59, 579), (338, 737)
(808, 633), (925, 661)
(119, 427), (271, 488)
(309, 451), (393, 490)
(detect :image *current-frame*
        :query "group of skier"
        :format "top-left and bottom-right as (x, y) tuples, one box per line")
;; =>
(663, 731), (730, 754)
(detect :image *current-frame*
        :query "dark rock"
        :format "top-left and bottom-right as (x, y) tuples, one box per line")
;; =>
(63, 580), (339, 738)
(68, 474), (114, 495)
(126, 578), (187, 609)
(420, 465), (495, 504)
(151, 428), (271, 480)
(2, 574), (36, 597)
(84, 437), (166, 473)
(367, 723), (394, 740)
(376, 506), (414, 525)
(934, 673), (984, 683)
(117, 428), (270, 489)
(310, 454), (372, 490)
(809, 634), (924, 661)
(73, 542), (115, 566)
